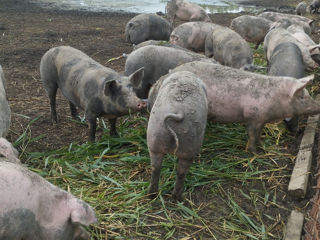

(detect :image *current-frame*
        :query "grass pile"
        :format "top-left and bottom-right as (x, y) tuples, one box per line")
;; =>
(14, 44), (310, 239)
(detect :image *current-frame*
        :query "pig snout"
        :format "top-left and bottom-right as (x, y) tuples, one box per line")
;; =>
(137, 99), (148, 110)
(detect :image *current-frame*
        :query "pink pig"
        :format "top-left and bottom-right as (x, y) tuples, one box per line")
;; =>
(169, 61), (320, 153)
(166, 0), (212, 26)
(0, 161), (97, 240)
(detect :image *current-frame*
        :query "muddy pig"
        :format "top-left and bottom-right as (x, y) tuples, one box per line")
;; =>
(0, 65), (11, 138)
(147, 71), (208, 201)
(0, 161), (97, 240)
(205, 25), (255, 71)
(230, 15), (272, 48)
(267, 42), (305, 131)
(0, 137), (19, 164)
(133, 40), (191, 51)
(286, 24), (320, 60)
(296, 2), (307, 15)
(168, 61), (320, 153)
(124, 45), (215, 98)
(40, 46), (146, 142)
(165, 0), (211, 26)
(264, 27), (319, 70)
(169, 22), (218, 52)
(125, 13), (172, 45)
(309, 0), (320, 13)
(258, 11), (314, 34)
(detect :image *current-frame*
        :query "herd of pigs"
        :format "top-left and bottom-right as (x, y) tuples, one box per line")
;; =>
(2, 0), (320, 238)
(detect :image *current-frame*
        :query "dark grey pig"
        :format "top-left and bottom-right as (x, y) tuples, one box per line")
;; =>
(147, 71), (208, 201)
(309, 0), (320, 13)
(40, 46), (146, 142)
(168, 61), (320, 153)
(125, 13), (172, 45)
(0, 65), (11, 138)
(267, 42), (305, 131)
(124, 45), (215, 98)
(205, 25), (254, 71)
(230, 15), (272, 47)
(296, 2), (307, 15)
(169, 22), (218, 52)
(0, 161), (97, 240)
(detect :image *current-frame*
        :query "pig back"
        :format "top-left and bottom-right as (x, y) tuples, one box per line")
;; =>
(147, 71), (208, 156)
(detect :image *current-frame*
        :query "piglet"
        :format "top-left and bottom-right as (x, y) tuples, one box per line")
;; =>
(147, 71), (208, 201)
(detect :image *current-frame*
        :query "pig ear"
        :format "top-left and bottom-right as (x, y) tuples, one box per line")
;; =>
(104, 80), (117, 96)
(69, 199), (98, 226)
(129, 67), (144, 88)
(291, 75), (314, 97)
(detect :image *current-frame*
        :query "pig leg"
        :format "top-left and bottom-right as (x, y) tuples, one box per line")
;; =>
(48, 86), (58, 123)
(108, 118), (118, 136)
(69, 102), (79, 120)
(246, 122), (264, 153)
(87, 113), (97, 142)
(172, 158), (192, 201)
(148, 151), (164, 199)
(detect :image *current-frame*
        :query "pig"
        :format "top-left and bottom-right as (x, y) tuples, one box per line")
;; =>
(40, 46), (146, 142)
(264, 27), (319, 70)
(309, 0), (320, 13)
(169, 22), (218, 52)
(0, 137), (20, 163)
(267, 42), (305, 131)
(147, 71), (208, 201)
(124, 45), (216, 99)
(230, 15), (273, 47)
(286, 24), (320, 60)
(167, 61), (320, 153)
(0, 65), (11, 138)
(0, 161), (97, 240)
(296, 2), (307, 15)
(204, 25), (255, 71)
(258, 11), (315, 34)
(165, 0), (212, 26)
(133, 40), (192, 51)
(124, 13), (172, 45)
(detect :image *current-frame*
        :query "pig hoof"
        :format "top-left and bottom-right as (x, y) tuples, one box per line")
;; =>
(172, 193), (183, 202)
(110, 130), (119, 137)
(148, 191), (158, 200)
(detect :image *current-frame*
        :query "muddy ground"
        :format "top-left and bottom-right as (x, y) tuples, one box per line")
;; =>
(1, 0), (320, 238)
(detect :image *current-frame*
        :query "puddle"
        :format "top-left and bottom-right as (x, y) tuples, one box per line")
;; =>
(31, 0), (262, 14)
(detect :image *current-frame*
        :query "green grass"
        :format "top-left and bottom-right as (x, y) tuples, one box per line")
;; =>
(16, 114), (295, 240)
(13, 45), (305, 239)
